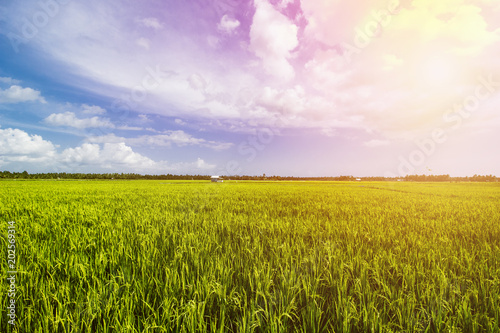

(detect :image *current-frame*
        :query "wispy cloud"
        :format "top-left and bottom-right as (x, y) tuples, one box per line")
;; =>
(138, 17), (163, 30)
(0, 77), (21, 85)
(87, 131), (233, 150)
(136, 37), (151, 50)
(44, 112), (114, 129)
(81, 104), (107, 115)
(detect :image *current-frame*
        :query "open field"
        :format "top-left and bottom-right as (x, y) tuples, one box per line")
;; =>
(1, 180), (500, 332)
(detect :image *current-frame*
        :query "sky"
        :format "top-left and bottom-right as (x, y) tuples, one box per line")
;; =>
(0, 0), (499, 177)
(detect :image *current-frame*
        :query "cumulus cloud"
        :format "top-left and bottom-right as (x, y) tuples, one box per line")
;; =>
(60, 143), (101, 164)
(0, 128), (57, 158)
(58, 141), (216, 173)
(249, 0), (298, 81)
(217, 15), (240, 34)
(0, 85), (46, 104)
(195, 157), (214, 170)
(0, 127), (216, 173)
(44, 112), (114, 129)
(61, 143), (155, 169)
(258, 85), (307, 115)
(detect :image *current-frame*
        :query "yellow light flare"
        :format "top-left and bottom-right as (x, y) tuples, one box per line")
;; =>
(419, 55), (459, 87)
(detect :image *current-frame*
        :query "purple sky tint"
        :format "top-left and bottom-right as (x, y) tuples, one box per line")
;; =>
(0, 0), (499, 176)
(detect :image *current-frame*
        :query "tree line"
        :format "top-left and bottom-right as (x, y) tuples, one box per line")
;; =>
(0, 171), (497, 182)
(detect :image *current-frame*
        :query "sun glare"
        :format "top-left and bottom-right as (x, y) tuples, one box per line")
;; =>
(419, 55), (459, 87)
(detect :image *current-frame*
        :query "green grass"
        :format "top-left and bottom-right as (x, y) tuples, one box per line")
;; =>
(1, 180), (500, 332)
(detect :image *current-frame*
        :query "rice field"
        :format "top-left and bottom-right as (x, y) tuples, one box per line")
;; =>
(1, 180), (500, 332)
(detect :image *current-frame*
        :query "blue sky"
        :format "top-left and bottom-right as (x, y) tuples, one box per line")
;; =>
(1, 0), (500, 176)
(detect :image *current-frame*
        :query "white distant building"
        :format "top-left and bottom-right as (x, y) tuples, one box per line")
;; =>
(356, 178), (361, 181)
(211, 175), (223, 183)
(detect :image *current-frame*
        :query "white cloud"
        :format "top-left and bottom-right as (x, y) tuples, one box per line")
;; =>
(136, 131), (233, 150)
(0, 77), (21, 85)
(249, 0), (298, 81)
(60, 142), (216, 174)
(81, 104), (106, 115)
(44, 112), (114, 129)
(85, 134), (124, 144)
(86, 130), (233, 150)
(139, 131), (204, 147)
(195, 157), (215, 170)
(257, 85), (307, 115)
(0, 127), (215, 173)
(0, 85), (46, 104)
(138, 114), (150, 122)
(155, 158), (216, 173)
(0, 128), (57, 157)
(61, 143), (155, 169)
(3, 0), (497, 146)
(138, 17), (163, 30)
(218, 15), (240, 34)
(60, 143), (101, 164)
(117, 125), (143, 131)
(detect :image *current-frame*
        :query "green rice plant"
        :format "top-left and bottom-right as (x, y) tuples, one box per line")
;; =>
(0, 180), (499, 332)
